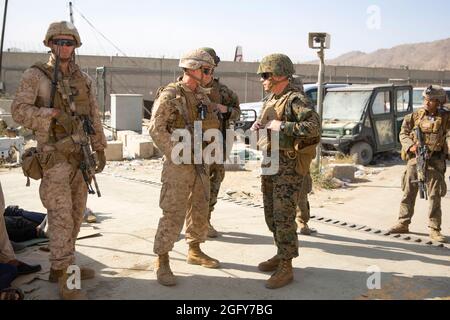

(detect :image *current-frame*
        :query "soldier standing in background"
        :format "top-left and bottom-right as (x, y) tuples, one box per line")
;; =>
(198, 47), (240, 238)
(389, 85), (449, 243)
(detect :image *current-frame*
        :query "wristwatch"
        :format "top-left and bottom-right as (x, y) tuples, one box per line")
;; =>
(280, 122), (286, 132)
(227, 106), (233, 114)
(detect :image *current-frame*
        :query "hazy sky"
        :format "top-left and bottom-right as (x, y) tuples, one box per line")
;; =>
(3, 0), (450, 62)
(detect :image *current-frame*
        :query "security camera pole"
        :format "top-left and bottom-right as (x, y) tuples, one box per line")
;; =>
(308, 32), (330, 170)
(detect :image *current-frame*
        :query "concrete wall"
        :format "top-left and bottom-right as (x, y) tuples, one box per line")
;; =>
(3, 52), (450, 107)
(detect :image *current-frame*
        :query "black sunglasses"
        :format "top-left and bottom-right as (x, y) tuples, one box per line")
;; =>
(260, 72), (273, 80)
(202, 68), (213, 75)
(53, 39), (76, 47)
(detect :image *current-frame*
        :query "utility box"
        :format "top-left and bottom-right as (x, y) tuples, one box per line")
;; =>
(111, 94), (143, 132)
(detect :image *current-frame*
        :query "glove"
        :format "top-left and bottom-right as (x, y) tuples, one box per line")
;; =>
(95, 150), (106, 173)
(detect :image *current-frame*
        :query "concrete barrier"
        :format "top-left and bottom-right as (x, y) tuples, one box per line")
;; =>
(105, 141), (123, 161)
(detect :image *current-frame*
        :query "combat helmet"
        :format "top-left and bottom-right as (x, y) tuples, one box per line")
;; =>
(179, 49), (215, 70)
(423, 85), (447, 104)
(257, 54), (295, 77)
(43, 21), (82, 48)
(200, 47), (221, 66)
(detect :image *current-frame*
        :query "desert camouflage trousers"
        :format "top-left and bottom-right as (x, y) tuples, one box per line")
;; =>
(296, 173), (312, 224)
(154, 160), (210, 255)
(208, 163), (225, 219)
(39, 161), (87, 270)
(398, 158), (447, 231)
(262, 154), (304, 260)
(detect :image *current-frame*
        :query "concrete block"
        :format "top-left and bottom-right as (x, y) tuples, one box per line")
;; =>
(105, 141), (123, 161)
(117, 130), (140, 147)
(111, 94), (143, 132)
(325, 164), (357, 181)
(128, 138), (154, 159)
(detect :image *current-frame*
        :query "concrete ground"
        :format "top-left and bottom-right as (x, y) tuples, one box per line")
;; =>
(1, 169), (449, 300)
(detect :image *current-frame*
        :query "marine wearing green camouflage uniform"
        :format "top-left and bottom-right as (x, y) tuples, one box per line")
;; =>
(254, 54), (320, 289)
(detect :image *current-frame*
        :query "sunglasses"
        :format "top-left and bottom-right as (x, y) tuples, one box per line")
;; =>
(53, 39), (76, 47)
(201, 68), (213, 75)
(260, 72), (273, 80)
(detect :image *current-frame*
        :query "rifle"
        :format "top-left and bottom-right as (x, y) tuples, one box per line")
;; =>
(71, 108), (102, 198)
(175, 100), (209, 201)
(413, 127), (428, 200)
(48, 42), (101, 197)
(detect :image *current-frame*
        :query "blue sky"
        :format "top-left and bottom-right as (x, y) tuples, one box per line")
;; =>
(3, 0), (450, 62)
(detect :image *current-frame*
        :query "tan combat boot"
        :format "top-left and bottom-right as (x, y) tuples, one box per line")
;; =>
(155, 254), (176, 286)
(58, 269), (87, 300)
(265, 259), (294, 289)
(296, 220), (312, 235)
(187, 243), (220, 268)
(430, 230), (447, 243)
(207, 224), (219, 238)
(258, 255), (281, 272)
(388, 223), (409, 234)
(49, 267), (96, 283)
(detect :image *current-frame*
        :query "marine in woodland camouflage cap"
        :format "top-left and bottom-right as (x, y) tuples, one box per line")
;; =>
(43, 21), (82, 48)
(200, 47), (221, 66)
(179, 49), (215, 70)
(257, 54), (295, 77)
(423, 85), (447, 104)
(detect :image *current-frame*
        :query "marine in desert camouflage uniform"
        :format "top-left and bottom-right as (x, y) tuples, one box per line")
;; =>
(150, 49), (223, 287)
(389, 85), (449, 243)
(11, 21), (106, 299)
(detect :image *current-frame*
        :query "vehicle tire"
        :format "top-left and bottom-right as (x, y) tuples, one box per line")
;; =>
(350, 142), (373, 166)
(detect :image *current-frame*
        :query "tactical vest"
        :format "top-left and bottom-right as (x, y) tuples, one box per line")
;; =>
(259, 89), (319, 151)
(32, 62), (91, 139)
(412, 108), (449, 154)
(259, 88), (319, 176)
(156, 82), (220, 132)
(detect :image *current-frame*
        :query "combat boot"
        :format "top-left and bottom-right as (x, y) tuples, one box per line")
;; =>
(258, 255), (281, 272)
(207, 224), (219, 238)
(155, 254), (176, 286)
(388, 223), (409, 234)
(265, 259), (294, 289)
(58, 269), (87, 300)
(430, 230), (447, 243)
(297, 220), (313, 235)
(187, 243), (220, 268)
(49, 267), (96, 283)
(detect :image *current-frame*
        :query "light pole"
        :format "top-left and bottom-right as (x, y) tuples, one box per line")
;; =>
(308, 32), (330, 171)
(0, 0), (9, 94)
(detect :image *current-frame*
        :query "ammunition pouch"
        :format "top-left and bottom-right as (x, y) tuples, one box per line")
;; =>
(202, 119), (221, 131)
(21, 148), (43, 186)
(294, 141), (319, 176)
(54, 135), (77, 157)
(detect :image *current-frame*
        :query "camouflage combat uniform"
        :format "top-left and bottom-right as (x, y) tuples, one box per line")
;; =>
(296, 172), (312, 225)
(150, 79), (220, 254)
(397, 107), (449, 232)
(261, 84), (320, 260)
(11, 37), (106, 272)
(206, 78), (240, 219)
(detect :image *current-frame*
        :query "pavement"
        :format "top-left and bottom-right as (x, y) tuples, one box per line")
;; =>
(1, 169), (449, 300)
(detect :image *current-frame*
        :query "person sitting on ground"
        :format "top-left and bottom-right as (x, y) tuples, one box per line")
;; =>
(4, 205), (48, 243)
(0, 182), (42, 277)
